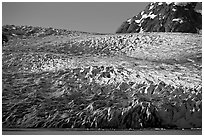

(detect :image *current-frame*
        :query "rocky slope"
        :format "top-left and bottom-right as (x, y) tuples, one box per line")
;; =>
(116, 2), (202, 33)
(2, 25), (202, 130)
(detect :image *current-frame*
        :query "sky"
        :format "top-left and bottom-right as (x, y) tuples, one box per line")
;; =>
(2, 2), (149, 33)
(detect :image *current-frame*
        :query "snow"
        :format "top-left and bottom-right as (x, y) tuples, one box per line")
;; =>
(141, 13), (157, 20)
(149, 11), (153, 15)
(166, 2), (192, 7)
(174, 2), (191, 6)
(127, 18), (132, 24)
(142, 14), (148, 19)
(149, 5), (154, 10)
(135, 20), (141, 23)
(158, 2), (163, 5)
(139, 28), (144, 33)
(172, 18), (184, 23)
(127, 18), (131, 22)
(172, 8), (177, 12)
(166, 2), (173, 5)
(195, 10), (202, 14)
(135, 11), (157, 24)
(149, 14), (157, 19)
(12, 33), (17, 36)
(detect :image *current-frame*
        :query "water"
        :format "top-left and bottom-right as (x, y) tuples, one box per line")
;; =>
(2, 128), (202, 135)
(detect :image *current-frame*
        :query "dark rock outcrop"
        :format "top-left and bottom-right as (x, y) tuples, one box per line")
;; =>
(116, 2), (202, 33)
(2, 33), (8, 44)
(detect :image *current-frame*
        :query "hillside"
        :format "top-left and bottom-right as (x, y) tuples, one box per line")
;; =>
(2, 25), (202, 129)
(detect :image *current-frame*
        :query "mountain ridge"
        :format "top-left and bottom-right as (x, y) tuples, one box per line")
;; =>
(116, 2), (202, 33)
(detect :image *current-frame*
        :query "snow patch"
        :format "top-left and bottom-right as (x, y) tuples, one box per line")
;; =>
(139, 28), (144, 33)
(135, 20), (141, 23)
(149, 14), (157, 19)
(149, 5), (154, 10)
(136, 12), (157, 23)
(141, 13), (157, 20)
(166, 2), (192, 7)
(174, 2), (191, 6)
(127, 18), (131, 24)
(158, 2), (163, 5)
(158, 16), (162, 20)
(141, 11), (144, 15)
(149, 11), (153, 15)
(172, 8), (177, 12)
(195, 10), (202, 14)
(166, 2), (173, 5)
(142, 14), (148, 19)
(172, 18), (184, 23)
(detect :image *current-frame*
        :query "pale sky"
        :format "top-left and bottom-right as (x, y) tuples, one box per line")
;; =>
(2, 2), (149, 33)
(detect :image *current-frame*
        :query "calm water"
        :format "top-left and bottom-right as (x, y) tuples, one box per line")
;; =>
(2, 128), (202, 135)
